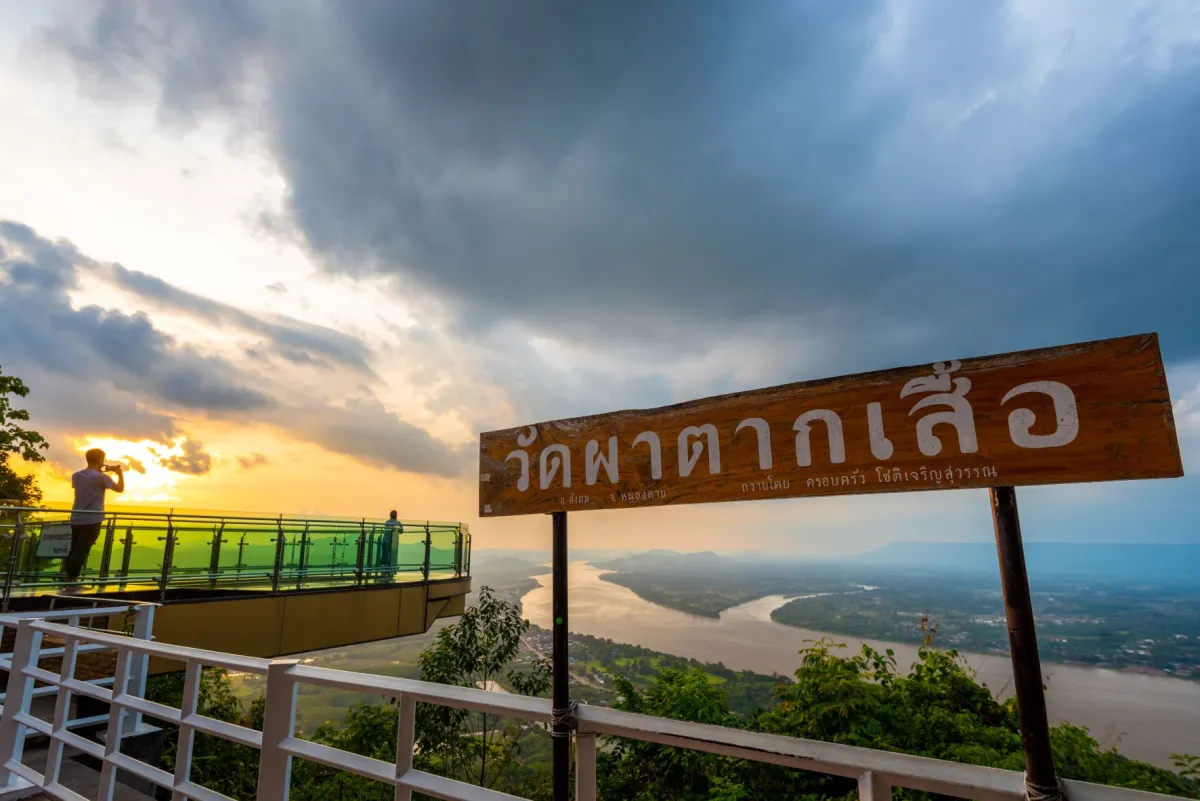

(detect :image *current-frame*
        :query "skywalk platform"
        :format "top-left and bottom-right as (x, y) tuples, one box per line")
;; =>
(0, 505), (471, 669)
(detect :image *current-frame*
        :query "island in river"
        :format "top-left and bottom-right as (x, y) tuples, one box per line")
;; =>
(522, 560), (1200, 768)
(595, 548), (1200, 678)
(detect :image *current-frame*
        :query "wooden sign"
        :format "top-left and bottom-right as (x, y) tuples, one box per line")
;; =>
(478, 334), (1182, 517)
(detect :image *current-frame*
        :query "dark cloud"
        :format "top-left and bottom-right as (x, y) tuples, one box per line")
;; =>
(13, 368), (178, 446)
(103, 263), (373, 374)
(42, 1), (1200, 374)
(237, 452), (269, 470)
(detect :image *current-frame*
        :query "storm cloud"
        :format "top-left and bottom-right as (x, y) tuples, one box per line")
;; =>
(104, 262), (375, 375)
(44, 0), (1200, 377)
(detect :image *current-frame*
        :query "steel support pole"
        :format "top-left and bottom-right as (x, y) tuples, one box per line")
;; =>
(551, 511), (571, 801)
(98, 516), (117, 585)
(158, 512), (175, 603)
(990, 487), (1064, 801)
(2, 512), (24, 612)
(355, 521), (367, 586)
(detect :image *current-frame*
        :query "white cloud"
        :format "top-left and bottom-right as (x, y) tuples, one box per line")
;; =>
(1170, 363), (1200, 439)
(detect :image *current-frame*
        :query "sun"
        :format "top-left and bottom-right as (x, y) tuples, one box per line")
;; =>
(73, 437), (197, 503)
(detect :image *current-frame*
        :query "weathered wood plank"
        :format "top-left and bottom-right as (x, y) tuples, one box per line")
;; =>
(479, 333), (1183, 517)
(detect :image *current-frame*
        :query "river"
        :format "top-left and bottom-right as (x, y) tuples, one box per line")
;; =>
(521, 563), (1200, 768)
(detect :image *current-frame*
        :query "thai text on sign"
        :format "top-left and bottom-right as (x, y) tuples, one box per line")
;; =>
(478, 334), (1182, 517)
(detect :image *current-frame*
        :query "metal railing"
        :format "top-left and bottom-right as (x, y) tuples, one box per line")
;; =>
(0, 618), (1184, 801)
(0, 603), (155, 745)
(0, 505), (471, 606)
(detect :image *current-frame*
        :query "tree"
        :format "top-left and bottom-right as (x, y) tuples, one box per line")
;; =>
(291, 703), (401, 801)
(599, 667), (743, 801)
(0, 366), (48, 508)
(416, 585), (552, 793)
(290, 585), (552, 800)
(145, 668), (264, 801)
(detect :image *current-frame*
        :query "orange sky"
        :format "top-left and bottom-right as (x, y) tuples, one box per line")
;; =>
(21, 419), (1015, 557)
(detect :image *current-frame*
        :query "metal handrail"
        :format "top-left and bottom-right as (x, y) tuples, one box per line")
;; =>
(1, 504), (465, 531)
(0, 505), (471, 604)
(0, 618), (1185, 801)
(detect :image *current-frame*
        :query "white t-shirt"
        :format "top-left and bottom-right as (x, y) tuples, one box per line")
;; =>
(70, 469), (117, 525)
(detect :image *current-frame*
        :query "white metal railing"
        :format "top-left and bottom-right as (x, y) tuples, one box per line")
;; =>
(0, 619), (1187, 801)
(0, 602), (154, 731)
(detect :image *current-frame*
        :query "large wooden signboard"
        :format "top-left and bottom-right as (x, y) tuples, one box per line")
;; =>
(478, 334), (1182, 518)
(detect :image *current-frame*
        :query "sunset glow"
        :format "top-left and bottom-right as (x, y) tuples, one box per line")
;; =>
(68, 438), (197, 503)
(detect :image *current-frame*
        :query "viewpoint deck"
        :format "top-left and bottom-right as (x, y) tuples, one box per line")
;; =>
(0, 505), (472, 667)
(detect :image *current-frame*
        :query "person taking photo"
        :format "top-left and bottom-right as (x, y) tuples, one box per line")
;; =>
(63, 448), (124, 589)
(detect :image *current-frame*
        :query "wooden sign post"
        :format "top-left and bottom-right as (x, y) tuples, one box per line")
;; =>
(479, 333), (1182, 801)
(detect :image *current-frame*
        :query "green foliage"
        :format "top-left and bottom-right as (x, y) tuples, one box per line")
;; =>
(291, 703), (399, 801)
(140, 608), (1199, 801)
(550, 628), (787, 715)
(599, 667), (742, 800)
(146, 668), (263, 801)
(416, 585), (551, 792)
(0, 366), (47, 509)
(1174, 755), (1200, 781)
(0, 368), (48, 464)
(0, 459), (41, 509)
(598, 637), (1200, 800)
(290, 585), (553, 800)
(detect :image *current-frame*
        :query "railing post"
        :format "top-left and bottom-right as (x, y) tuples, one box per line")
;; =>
(124, 604), (155, 735)
(454, 527), (463, 577)
(98, 515), (117, 586)
(208, 521), (227, 588)
(119, 525), (134, 588)
(272, 517), (286, 593)
(296, 524), (310, 589)
(355, 521), (366, 586)
(257, 659), (299, 801)
(2, 512), (25, 613)
(422, 523), (431, 582)
(236, 532), (248, 577)
(44, 629), (80, 789)
(575, 727), (597, 801)
(858, 771), (891, 801)
(172, 659), (203, 797)
(0, 619), (41, 790)
(394, 694), (416, 801)
(158, 511), (176, 603)
(97, 645), (133, 800)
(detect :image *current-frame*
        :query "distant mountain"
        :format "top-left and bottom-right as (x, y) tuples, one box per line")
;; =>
(470, 549), (547, 565)
(599, 550), (728, 573)
(852, 542), (1200, 582)
(470, 547), (634, 564)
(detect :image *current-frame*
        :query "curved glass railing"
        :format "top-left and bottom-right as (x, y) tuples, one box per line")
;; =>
(0, 503), (470, 603)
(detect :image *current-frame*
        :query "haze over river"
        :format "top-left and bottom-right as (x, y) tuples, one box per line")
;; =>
(522, 563), (1200, 768)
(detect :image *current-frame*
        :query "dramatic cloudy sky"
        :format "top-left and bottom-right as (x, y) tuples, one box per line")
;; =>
(1, 0), (1197, 554)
